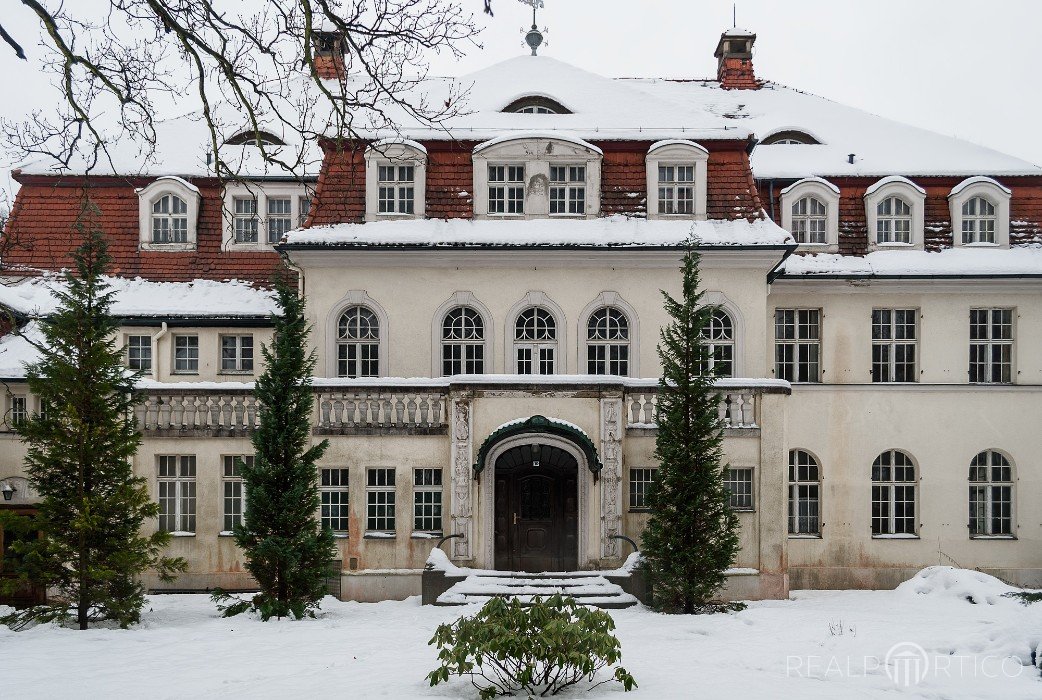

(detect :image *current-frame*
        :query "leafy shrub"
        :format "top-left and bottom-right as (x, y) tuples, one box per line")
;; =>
(427, 594), (636, 698)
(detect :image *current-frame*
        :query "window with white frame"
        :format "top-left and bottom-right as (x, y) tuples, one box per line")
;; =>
(961, 197), (996, 245)
(872, 309), (917, 383)
(549, 165), (586, 216)
(337, 306), (380, 378)
(788, 450), (821, 536)
(233, 196), (259, 243)
(223, 184), (312, 248)
(8, 395), (27, 427)
(413, 468), (443, 534)
(378, 165), (415, 215)
(875, 196), (912, 244)
(488, 165), (525, 215)
(791, 196), (827, 244)
(969, 451), (1014, 537)
(514, 307), (557, 375)
(126, 334), (152, 372)
(725, 468), (754, 511)
(518, 105), (555, 114)
(442, 306), (485, 376)
(629, 467), (657, 510)
(865, 178), (925, 250)
(365, 141), (426, 220)
(320, 468), (350, 535)
(949, 177), (1011, 248)
(266, 196), (293, 243)
(366, 468), (396, 534)
(587, 307), (629, 376)
(646, 141), (708, 220)
(871, 450), (917, 536)
(700, 308), (735, 378)
(173, 334), (199, 374)
(780, 178), (840, 248)
(774, 309), (820, 383)
(158, 455), (196, 533)
(298, 195), (312, 226)
(221, 455), (252, 533)
(138, 177), (201, 250)
(152, 194), (189, 243)
(657, 165), (695, 215)
(969, 308), (1014, 384)
(220, 334), (254, 373)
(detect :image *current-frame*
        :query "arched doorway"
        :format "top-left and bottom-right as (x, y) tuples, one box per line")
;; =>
(493, 443), (578, 572)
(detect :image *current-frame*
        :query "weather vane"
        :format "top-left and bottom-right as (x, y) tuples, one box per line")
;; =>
(518, 0), (547, 55)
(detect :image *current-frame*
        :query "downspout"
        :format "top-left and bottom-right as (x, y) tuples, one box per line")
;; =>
(151, 321), (168, 381)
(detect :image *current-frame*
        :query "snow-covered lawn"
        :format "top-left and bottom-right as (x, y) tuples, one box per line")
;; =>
(2, 568), (1040, 699)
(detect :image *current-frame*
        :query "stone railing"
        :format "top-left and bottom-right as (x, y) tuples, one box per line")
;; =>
(136, 389), (259, 433)
(625, 382), (788, 431)
(314, 388), (447, 431)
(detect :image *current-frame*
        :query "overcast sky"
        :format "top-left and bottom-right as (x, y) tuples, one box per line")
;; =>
(2, 0), (1041, 205)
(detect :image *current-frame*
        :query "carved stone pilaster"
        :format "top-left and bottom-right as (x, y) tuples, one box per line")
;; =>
(600, 398), (624, 559)
(450, 397), (474, 560)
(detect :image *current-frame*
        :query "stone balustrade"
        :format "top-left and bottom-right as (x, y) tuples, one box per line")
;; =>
(625, 383), (783, 431)
(314, 389), (446, 431)
(136, 390), (259, 433)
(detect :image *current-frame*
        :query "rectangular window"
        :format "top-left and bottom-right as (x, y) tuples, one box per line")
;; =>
(173, 335), (199, 374)
(871, 484), (917, 535)
(443, 343), (484, 376)
(488, 165), (525, 215)
(337, 343), (379, 378)
(158, 455), (196, 533)
(629, 467), (657, 510)
(872, 309), (918, 383)
(8, 395), (28, 427)
(266, 197), (293, 244)
(233, 197), (259, 243)
(515, 345), (555, 375)
(657, 165), (695, 215)
(549, 165), (586, 216)
(378, 165), (415, 215)
(366, 468), (396, 534)
(298, 195), (312, 227)
(220, 335), (254, 373)
(321, 468), (350, 534)
(413, 468), (443, 534)
(126, 335), (152, 372)
(725, 468), (754, 511)
(587, 344), (629, 376)
(969, 485), (1012, 537)
(969, 308), (1014, 384)
(221, 455), (252, 533)
(774, 309), (821, 383)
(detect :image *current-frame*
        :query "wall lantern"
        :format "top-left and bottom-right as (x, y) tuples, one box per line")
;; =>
(1, 481), (15, 501)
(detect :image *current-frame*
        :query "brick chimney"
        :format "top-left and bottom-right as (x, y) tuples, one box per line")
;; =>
(715, 28), (761, 90)
(313, 30), (345, 81)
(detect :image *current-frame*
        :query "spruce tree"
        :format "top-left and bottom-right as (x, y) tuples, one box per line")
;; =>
(640, 243), (742, 614)
(221, 278), (337, 620)
(0, 204), (185, 630)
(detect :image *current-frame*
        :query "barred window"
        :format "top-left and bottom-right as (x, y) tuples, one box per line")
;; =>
(413, 468), (443, 534)
(221, 455), (252, 533)
(657, 165), (695, 215)
(788, 450), (821, 536)
(442, 306), (485, 376)
(629, 467), (657, 510)
(871, 450), (917, 536)
(221, 335), (254, 373)
(791, 196), (827, 244)
(321, 468), (350, 534)
(961, 197), (996, 245)
(969, 308), (1013, 384)
(587, 307), (629, 376)
(549, 165), (586, 216)
(366, 468), (396, 534)
(700, 308), (735, 378)
(8, 395), (27, 427)
(174, 335), (199, 373)
(337, 306), (380, 378)
(158, 455), (196, 533)
(127, 335), (152, 372)
(488, 165), (525, 215)
(515, 307), (557, 375)
(151, 194), (188, 243)
(266, 197), (293, 243)
(378, 165), (415, 215)
(725, 468), (754, 511)
(876, 196), (912, 244)
(774, 309), (820, 383)
(872, 309), (917, 383)
(969, 451), (1013, 537)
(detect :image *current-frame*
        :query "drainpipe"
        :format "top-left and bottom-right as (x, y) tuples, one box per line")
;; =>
(151, 322), (168, 381)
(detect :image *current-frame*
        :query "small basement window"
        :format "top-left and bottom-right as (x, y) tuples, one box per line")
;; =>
(501, 96), (572, 115)
(761, 130), (821, 145)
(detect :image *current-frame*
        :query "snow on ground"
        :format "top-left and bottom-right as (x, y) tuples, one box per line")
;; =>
(2, 567), (1040, 699)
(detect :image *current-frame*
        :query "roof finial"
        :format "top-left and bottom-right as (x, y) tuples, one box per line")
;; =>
(519, 0), (546, 55)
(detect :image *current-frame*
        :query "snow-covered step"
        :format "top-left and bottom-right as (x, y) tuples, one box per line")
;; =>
(436, 572), (638, 609)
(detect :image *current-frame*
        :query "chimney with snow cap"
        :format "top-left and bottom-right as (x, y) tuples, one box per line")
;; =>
(715, 28), (760, 90)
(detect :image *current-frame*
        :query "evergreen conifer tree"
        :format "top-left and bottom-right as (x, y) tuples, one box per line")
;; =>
(221, 279), (337, 620)
(0, 205), (185, 630)
(640, 243), (742, 614)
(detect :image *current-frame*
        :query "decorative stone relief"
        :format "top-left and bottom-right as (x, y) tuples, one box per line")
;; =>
(450, 398), (474, 560)
(600, 398), (624, 559)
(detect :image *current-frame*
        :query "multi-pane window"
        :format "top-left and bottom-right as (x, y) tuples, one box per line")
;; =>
(127, 335), (152, 372)
(8, 396), (28, 427)
(657, 165), (695, 215)
(221, 455), (252, 533)
(629, 468), (657, 510)
(969, 308), (1013, 384)
(298, 195), (312, 226)
(337, 306), (380, 378)
(774, 309), (820, 383)
(514, 307), (557, 375)
(700, 308), (735, 378)
(488, 165), (525, 215)
(366, 468), (396, 534)
(549, 165), (586, 216)
(788, 450), (821, 536)
(871, 309), (918, 383)
(266, 197), (293, 243)
(320, 468), (350, 534)
(587, 307), (629, 376)
(221, 335), (254, 373)
(174, 334), (199, 373)
(151, 194), (189, 243)
(969, 451), (1014, 537)
(233, 197), (259, 243)
(876, 196), (912, 244)
(158, 455), (196, 534)
(791, 196), (827, 244)
(413, 468), (443, 534)
(442, 306), (485, 376)
(517, 105), (555, 114)
(725, 468), (754, 511)
(961, 197), (996, 244)
(378, 165), (415, 215)
(871, 450), (917, 536)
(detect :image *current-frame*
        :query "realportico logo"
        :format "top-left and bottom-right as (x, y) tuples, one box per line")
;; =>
(884, 642), (930, 687)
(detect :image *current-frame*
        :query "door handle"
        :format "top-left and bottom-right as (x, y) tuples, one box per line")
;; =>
(513, 512), (518, 525)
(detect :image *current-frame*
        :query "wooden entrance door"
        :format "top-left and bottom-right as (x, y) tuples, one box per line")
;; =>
(494, 443), (578, 572)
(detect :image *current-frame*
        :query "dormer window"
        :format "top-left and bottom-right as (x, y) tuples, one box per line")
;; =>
(519, 105), (555, 114)
(137, 176), (201, 251)
(645, 140), (709, 220)
(761, 130), (821, 146)
(364, 139), (427, 221)
(378, 165), (416, 215)
(152, 195), (189, 243)
(222, 183), (313, 249)
(233, 197), (259, 243)
(501, 96), (571, 115)
(780, 177), (841, 250)
(876, 196), (912, 245)
(488, 165), (526, 215)
(225, 130), (286, 147)
(657, 165), (695, 215)
(549, 165), (586, 215)
(864, 176), (926, 251)
(949, 177), (1011, 248)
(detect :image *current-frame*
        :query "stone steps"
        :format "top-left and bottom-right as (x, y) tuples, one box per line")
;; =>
(435, 572), (639, 609)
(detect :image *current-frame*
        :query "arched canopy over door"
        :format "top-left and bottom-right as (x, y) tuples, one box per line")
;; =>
(473, 415), (601, 480)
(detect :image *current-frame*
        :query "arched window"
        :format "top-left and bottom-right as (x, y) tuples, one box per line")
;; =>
(699, 308), (735, 378)
(969, 451), (1014, 537)
(791, 196), (827, 245)
(442, 306), (485, 376)
(514, 307), (557, 375)
(151, 195), (189, 243)
(336, 306), (380, 378)
(961, 197), (996, 245)
(871, 450), (917, 536)
(788, 450), (821, 536)
(518, 105), (555, 114)
(586, 307), (629, 375)
(876, 196), (912, 245)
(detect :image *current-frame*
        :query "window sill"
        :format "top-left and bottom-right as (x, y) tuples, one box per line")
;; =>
(959, 242), (1001, 248)
(871, 534), (919, 540)
(218, 531), (236, 537)
(732, 508), (756, 514)
(332, 532), (349, 539)
(628, 508), (650, 514)
(218, 371), (254, 376)
(969, 534), (1016, 540)
(172, 372), (200, 376)
(140, 242), (196, 252)
(411, 532), (443, 540)
(373, 212), (419, 219)
(167, 531), (196, 538)
(364, 532), (396, 540)
(788, 534), (823, 540)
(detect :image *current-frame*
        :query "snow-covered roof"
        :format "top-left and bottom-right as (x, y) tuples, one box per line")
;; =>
(779, 246), (1042, 278)
(0, 276), (278, 318)
(0, 321), (43, 378)
(282, 216), (793, 249)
